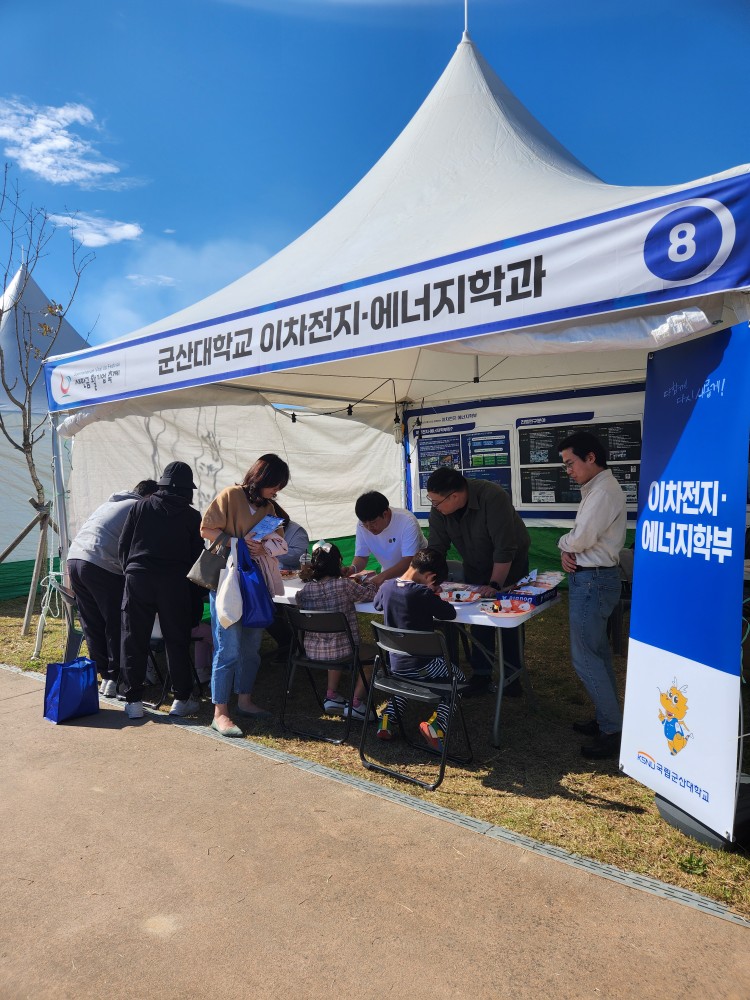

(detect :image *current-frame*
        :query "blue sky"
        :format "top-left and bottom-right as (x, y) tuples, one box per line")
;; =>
(2, 0), (749, 347)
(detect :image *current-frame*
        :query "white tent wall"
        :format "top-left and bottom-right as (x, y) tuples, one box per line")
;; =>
(64, 385), (403, 544)
(1, 413), (57, 558)
(0, 265), (87, 598)
(0, 415), (75, 601)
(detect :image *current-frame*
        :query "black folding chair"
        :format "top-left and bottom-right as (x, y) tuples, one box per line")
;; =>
(608, 579), (632, 656)
(609, 547), (634, 655)
(142, 632), (204, 710)
(359, 621), (473, 791)
(281, 607), (372, 745)
(142, 635), (171, 709)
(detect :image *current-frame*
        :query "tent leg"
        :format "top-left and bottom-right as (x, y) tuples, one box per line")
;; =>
(32, 603), (48, 660)
(28, 414), (74, 651)
(50, 413), (71, 583)
(21, 513), (49, 636)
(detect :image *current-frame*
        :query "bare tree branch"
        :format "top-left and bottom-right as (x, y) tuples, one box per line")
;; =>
(0, 164), (93, 506)
(0, 412), (24, 452)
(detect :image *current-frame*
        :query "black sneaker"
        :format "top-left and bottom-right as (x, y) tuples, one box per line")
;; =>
(463, 674), (492, 697)
(581, 730), (621, 761)
(572, 718), (600, 737)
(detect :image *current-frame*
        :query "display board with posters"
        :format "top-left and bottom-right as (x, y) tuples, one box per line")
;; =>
(415, 422), (512, 499)
(406, 389), (644, 526)
(620, 325), (749, 841)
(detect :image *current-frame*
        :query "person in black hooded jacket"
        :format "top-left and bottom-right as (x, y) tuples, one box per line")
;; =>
(119, 461), (204, 719)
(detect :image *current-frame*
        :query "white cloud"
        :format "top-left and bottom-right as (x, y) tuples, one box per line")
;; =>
(0, 98), (123, 187)
(79, 235), (272, 344)
(50, 213), (143, 248)
(126, 273), (178, 288)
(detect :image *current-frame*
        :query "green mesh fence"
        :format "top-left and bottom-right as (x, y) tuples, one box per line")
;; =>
(0, 558), (62, 603)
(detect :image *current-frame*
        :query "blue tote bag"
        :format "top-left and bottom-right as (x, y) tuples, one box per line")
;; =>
(44, 656), (100, 724)
(235, 540), (275, 628)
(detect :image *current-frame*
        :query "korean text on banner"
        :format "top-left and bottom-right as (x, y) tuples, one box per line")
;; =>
(620, 324), (750, 840)
(45, 174), (750, 412)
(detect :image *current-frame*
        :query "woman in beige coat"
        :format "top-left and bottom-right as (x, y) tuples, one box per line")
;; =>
(201, 454), (290, 736)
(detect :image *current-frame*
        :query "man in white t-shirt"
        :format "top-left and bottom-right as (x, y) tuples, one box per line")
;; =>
(342, 491), (427, 588)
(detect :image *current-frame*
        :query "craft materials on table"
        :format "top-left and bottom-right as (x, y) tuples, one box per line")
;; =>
(439, 585), (483, 605)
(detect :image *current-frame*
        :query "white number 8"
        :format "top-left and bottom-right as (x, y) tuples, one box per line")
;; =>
(668, 222), (696, 262)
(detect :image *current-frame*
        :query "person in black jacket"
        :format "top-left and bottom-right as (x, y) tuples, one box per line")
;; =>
(119, 461), (204, 719)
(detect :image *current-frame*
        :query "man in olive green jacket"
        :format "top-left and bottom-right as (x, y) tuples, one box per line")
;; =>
(426, 467), (530, 696)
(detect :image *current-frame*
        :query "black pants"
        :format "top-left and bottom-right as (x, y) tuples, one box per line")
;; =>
(68, 559), (124, 681)
(470, 623), (524, 678)
(470, 559), (529, 678)
(443, 621), (523, 680)
(121, 571), (193, 703)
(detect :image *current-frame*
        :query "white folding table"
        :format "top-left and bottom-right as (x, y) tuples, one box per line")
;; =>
(275, 579), (559, 747)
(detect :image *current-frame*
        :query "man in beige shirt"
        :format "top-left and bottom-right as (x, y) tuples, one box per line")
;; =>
(558, 431), (626, 761)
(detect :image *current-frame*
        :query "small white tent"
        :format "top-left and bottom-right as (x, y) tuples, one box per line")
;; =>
(44, 34), (750, 542)
(1, 265), (87, 597)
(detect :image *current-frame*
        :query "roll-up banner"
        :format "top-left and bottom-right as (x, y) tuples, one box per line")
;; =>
(44, 173), (750, 412)
(620, 324), (749, 840)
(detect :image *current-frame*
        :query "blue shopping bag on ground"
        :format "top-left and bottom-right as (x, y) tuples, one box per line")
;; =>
(43, 657), (100, 724)
(236, 541), (275, 629)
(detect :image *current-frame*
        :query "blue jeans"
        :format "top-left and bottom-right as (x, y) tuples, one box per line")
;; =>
(209, 591), (263, 705)
(568, 567), (623, 734)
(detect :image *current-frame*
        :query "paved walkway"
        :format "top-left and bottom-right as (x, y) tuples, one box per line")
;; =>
(1, 666), (748, 1000)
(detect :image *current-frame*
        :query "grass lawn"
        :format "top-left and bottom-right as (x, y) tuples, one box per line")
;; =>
(3, 592), (750, 920)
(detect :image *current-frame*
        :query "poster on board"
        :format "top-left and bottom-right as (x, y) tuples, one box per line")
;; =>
(415, 415), (512, 502)
(406, 392), (643, 525)
(620, 324), (750, 840)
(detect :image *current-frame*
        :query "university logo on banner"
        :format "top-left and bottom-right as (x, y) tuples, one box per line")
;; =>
(621, 324), (750, 840)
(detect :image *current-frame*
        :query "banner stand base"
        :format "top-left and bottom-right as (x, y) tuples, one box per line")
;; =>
(656, 775), (750, 850)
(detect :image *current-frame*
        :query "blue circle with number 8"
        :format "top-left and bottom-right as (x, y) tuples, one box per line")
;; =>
(644, 205), (724, 281)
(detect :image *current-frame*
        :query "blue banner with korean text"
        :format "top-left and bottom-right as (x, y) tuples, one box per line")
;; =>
(621, 324), (750, 840)
(45, 172), (750, 411)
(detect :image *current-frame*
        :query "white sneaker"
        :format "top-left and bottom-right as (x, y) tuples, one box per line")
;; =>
(99, 679), (117, 698)
(124, 701), (144, 719)
(169, 697), (201, 717)
(346, 701), (378, 723)
(323, 693), (348, 715)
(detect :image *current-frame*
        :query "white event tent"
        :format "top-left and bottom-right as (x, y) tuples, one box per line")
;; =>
(1, 265), (87, 596)
(44, 33), (750, 544)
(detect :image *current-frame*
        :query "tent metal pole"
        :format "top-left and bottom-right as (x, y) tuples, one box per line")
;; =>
(21, 507), (49, 636)
(399, 428), (407, 510)
(50, 411), (71, 585)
